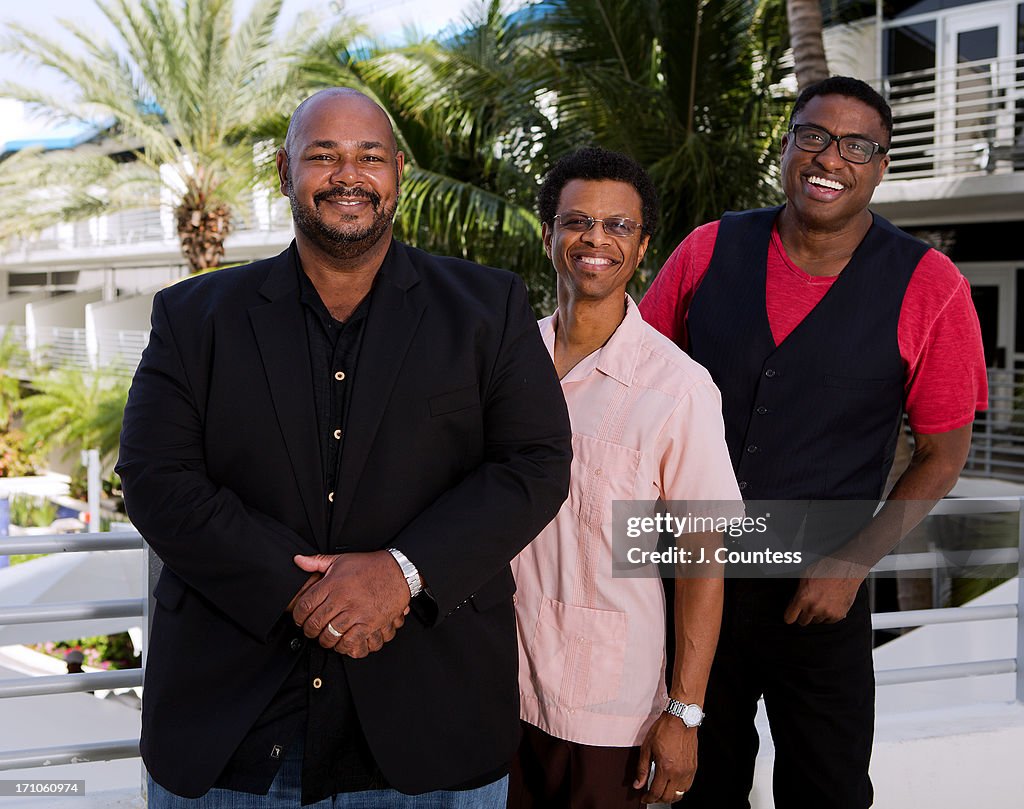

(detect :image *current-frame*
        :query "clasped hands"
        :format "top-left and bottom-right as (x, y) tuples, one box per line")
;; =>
(288, 550), (411, 658)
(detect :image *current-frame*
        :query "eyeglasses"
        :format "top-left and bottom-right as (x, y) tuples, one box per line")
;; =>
(553, 213), (643, 238)
(788, 123), (889, 165)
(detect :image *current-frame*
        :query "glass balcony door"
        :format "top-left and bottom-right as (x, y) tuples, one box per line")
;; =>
(938, 7), (1017, 174)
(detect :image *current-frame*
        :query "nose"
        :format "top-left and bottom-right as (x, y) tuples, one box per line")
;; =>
(330, 155), (361, 185)
(581, 220), (611, 246)
(814, 138), (846, 169)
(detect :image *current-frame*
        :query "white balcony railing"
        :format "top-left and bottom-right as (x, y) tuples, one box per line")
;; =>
(5, 192), (292, 258)
(883, 53), (1024, 181)
(1, 323), (148, 378)
(967, 368), (1024, 482)
(31, 327), (90, 372)
(95, 329), (151, 377)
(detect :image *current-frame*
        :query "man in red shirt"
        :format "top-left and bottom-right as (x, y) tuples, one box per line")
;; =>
(640, 76), (987, 809)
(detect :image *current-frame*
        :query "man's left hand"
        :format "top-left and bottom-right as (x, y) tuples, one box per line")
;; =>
(633, 713), (697, 804)
(783, 557), (868, 625)
(291, 551), (410, 658)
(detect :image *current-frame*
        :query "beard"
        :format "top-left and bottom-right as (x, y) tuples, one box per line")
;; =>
(288, 182), (397, 260)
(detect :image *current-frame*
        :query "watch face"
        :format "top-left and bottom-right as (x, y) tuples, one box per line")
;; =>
(681, 704), (704, 727)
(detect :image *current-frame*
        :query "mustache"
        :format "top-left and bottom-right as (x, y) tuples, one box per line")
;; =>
(314, 187), (381, 207)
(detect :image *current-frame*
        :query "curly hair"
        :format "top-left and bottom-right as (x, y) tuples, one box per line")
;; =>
(537, 146), (659, 238)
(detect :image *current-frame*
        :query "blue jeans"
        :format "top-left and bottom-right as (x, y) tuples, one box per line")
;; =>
(147, 762), (508, 808)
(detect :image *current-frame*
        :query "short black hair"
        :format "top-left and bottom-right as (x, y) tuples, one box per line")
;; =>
(790, 76), (893, 144)
(537, 146), (659, 238)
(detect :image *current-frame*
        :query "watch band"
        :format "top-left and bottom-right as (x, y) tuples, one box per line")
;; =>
(387, 548), (423, 598)
(665, 698), (705, 727)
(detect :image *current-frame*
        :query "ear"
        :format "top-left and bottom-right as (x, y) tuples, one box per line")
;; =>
(875, 153), (890, 187)
(635, 234), (651, 267)
(542, 222), (553, 261)
(396, 150), (405, 197)
(276, 149), (290, 196)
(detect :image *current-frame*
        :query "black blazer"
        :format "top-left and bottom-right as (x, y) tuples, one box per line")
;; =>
(117, 241), (571, 797)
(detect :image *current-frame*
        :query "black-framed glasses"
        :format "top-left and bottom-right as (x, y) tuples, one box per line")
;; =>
(788, 123), (889, 164)
(553, 213), (643, 238)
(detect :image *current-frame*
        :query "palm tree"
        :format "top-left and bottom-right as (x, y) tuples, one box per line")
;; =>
(787, 0), (829, 90)
(19, 368), (129, 470)
(0, 0), (309, 272)
(525, 0), (791, 272)
(293, 0), (789, 303)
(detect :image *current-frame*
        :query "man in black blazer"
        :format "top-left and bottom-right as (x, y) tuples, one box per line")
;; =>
(117, 88), (571, 808)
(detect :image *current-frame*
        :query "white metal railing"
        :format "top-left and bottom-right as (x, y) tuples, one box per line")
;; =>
(0, 500), (1021, 773)
(966, 367), (1024, 482)
(0, 324), (29, 363)
(882, 53), (1024, 181)
(31, 326), (90, 371)
(1, 322), (149, 377)
(869, 497), (1022, 692)
(95, 329), (150, 376)
(4, 191), (292, 258)
(0, 531), (144, 772)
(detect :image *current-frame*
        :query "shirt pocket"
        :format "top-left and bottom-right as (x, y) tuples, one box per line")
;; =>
(567, 433), (642, 528)
(527, 596), (628, 710)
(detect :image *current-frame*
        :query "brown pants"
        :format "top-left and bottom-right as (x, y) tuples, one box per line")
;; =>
(507, 721), (644, 809)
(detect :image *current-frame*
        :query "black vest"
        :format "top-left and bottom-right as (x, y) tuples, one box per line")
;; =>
(688, 207), (928, 501)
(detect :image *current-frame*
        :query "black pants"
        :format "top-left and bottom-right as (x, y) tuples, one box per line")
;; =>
(677, 578), (874, 809)
(508, 721), (644, 809)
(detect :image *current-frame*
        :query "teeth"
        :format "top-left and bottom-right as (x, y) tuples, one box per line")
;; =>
(577, 256), (613, 266)
(808, 176), (844, 191)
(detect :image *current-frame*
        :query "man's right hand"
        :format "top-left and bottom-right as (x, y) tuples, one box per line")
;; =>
(290, 551), (411, 658)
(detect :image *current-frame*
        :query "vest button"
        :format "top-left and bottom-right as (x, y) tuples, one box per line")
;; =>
(756, 406), (768, 415)
(738, 481), (748, 491)
(764, 369), (776, 378)
(746, 444), (759, 454)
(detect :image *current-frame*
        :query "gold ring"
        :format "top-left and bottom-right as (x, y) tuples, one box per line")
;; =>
(326, 622), (343, 638)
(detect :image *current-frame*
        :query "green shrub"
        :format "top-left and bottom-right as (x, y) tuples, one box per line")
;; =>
(7, 493), (56, 527)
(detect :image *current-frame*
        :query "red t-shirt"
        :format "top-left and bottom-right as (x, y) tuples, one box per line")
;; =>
(638, 221), (989, 434)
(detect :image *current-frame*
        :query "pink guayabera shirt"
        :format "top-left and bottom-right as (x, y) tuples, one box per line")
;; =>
(512, 296), (741, 748)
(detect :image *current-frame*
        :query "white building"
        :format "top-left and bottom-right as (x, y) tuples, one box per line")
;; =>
(0, 125), (293, 375)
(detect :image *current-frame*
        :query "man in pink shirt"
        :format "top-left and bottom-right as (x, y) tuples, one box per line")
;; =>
(509, 147), (741, 808)
(640, 77), (988, 809)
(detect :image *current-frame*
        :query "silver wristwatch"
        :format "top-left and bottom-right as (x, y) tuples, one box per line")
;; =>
(387, 548), (423, 598)
(665, 698), (705, 728)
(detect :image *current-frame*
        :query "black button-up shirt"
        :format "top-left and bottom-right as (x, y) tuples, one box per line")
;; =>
(213, 250), (386, 804)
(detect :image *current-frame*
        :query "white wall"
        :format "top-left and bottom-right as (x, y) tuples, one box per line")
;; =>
(824, 19), (879, 81)
(26, 290), (103, 331)
(25, 289), (103, 363)
(85, 292), (155, 371)
(0, 291), (50, 327)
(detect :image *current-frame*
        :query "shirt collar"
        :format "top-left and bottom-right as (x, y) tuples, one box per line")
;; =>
(294, 240), (397, 326)
(540, 293), (645, 387)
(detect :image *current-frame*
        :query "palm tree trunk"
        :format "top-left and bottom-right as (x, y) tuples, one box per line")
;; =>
(176, 203), (232, 273)
(787, 0), (829, 91)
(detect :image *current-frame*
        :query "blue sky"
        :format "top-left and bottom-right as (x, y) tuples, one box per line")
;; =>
(0, 0), (513, 147)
